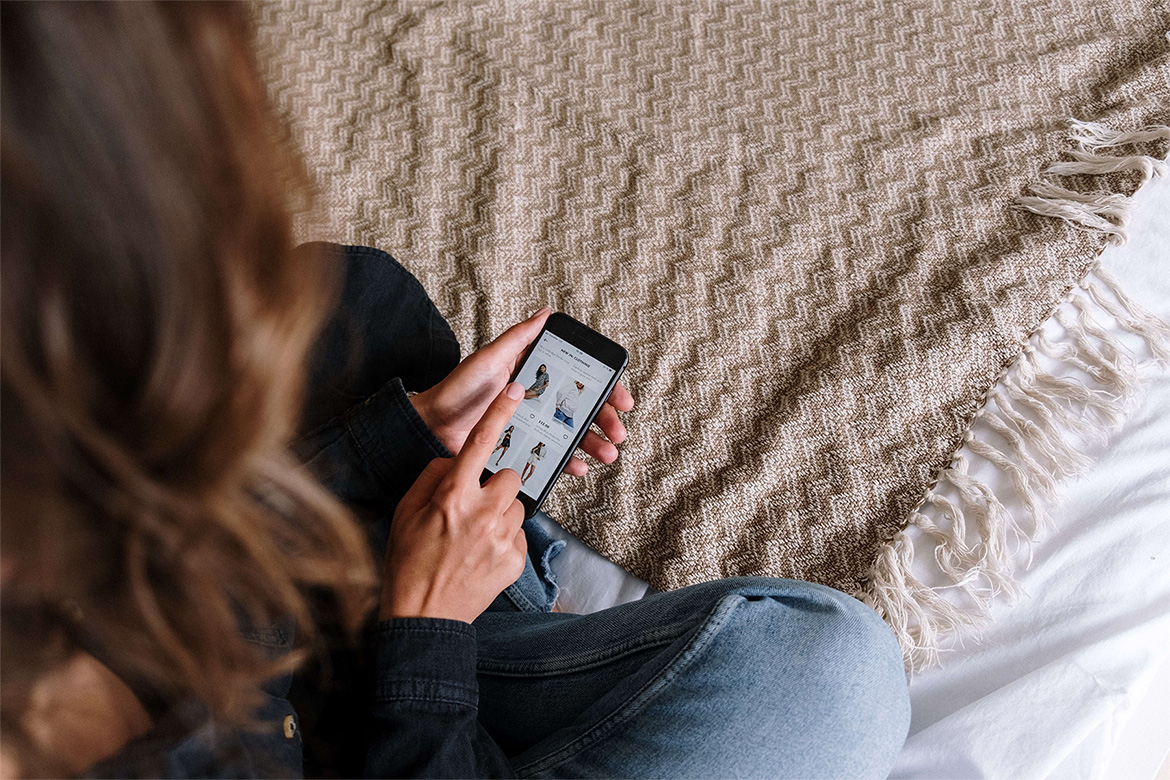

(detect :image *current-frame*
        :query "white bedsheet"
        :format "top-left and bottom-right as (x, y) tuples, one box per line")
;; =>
(889, 173), (1170, 780)
(537, 173), (1170, 779)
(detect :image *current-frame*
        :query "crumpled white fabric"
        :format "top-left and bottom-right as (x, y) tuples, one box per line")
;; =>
(889, 172), (1170, 780)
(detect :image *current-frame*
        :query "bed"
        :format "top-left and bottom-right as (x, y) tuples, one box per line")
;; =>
(536, 173), (1170, 779)
(252, 2), (1169, 772)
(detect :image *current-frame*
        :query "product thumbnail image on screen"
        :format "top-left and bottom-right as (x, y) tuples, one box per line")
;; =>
(484, 331), (615, 500)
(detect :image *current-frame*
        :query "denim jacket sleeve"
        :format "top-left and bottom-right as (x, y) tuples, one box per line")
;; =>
(293, 376), (451, 514)
(365, 619), (514, 779)
(294, 379), (515, 778)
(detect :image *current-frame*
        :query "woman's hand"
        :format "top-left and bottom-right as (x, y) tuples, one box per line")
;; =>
(381, 383), (529, 623)
(410, 309), (635, 477)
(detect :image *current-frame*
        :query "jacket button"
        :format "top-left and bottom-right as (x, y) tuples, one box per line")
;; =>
(283, 714), (297, 739)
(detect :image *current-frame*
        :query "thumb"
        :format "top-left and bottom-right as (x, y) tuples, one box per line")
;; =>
(484, 308), (551, 366)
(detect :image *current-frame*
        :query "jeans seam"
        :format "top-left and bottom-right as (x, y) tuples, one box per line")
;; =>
(478, 637), (679, 679)
(502, 581), (541, 613)
(511, 595), (747, 776)
(423, 300), (435, 390)
(343, 398), (390, 483)
(374, 680), (478, 698)
(477, 624), (694, 677)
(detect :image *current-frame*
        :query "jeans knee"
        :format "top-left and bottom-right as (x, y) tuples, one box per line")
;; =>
(709, 581), (910, 775)
(797, 587), (907, 711)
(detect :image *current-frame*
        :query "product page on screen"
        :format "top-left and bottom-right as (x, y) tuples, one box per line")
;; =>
(485, 331), (615, 499)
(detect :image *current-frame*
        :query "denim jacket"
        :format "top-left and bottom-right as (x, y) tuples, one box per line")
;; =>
(92, 245), (528, 778)
(302, 377), (518, 779)
(92, 379), (516, 778)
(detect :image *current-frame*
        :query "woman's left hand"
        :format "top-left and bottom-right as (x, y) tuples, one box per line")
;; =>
(410, 308), (635, 477)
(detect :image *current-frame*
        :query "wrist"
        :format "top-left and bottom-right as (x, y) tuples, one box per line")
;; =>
(409, 388), (461, 454)
(379, 580), (426, 621)
(408, 388), (435, 433)
(379, 588), (473, 624)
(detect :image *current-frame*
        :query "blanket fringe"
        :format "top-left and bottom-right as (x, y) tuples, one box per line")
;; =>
(859, 118), (1170, 671)
(1013, 120), (1170, 245)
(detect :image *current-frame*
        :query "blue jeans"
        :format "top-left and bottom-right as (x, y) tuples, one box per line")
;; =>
(478, 523), (910, 778)
(303, 244), (910, 777)
(553, 407), (574, 427)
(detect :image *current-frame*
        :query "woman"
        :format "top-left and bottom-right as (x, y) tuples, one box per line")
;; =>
(493, 425), (515, 465)
(520, 442), (546, 485)
(1, 4), (910, 778)
(524, 364), (550, 400)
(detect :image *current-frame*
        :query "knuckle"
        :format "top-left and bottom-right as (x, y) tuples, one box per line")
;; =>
(429, 487), (465, 523)
(507, 547), (526, 579)
(470, 429), (497, 450)
(432, 480), (459, 505)
(484, 471), (517, 498)
(495, 531), (518, 555)
(426, 501), (457, 532)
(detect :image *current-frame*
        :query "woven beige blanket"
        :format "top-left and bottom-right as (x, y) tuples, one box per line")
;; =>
(255, 1), (1170, 664)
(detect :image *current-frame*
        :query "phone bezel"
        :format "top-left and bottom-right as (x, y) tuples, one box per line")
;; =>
(481, 312), (628, 519)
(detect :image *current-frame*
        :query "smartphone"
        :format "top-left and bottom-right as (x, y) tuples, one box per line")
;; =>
(482, 312), (628, 518)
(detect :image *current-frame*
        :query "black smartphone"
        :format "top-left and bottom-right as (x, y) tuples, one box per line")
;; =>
(481, 312), (629, 518)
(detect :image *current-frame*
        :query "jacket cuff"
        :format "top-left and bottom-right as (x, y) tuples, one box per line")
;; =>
(370, 618), (479, 709)
(344, 378), (452, 496)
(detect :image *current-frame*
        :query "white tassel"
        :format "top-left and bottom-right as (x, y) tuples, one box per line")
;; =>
(989, 386), (1092, 479)
(1013, 187), (1129, 243)
(1067, 119), (1170, 151)
(1087, 263), (1170, 362)
(860, 529), (981, 670)
(1013, 118), (1169, 245)
(1024, 181), (1134, 224)
(1044, 148), (1168, 184)
(865, 118), (1170, 671)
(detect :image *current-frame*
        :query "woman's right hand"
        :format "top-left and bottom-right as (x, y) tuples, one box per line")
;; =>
(379, 382), (528, 624)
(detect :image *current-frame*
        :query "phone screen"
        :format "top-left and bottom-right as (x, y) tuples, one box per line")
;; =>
(483, 329), (616, 501)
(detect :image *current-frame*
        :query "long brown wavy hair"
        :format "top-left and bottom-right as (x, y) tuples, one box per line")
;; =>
(1, 3), (375, 774)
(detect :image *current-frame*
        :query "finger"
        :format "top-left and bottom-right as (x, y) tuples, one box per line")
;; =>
(484, 466), (522, 506)
(578, 430), (619, 464)
(483, 308), (551, 368)
(504, 499), (525, 533)
(395, 457), (455, 518)
(509, 524), (528, 580)
(593, 405), (627, 444)
(450, 382), (526, 481)
(508, 502), (527, 549)
(606, 381), (635, 412)
(564, 456), (589, 478)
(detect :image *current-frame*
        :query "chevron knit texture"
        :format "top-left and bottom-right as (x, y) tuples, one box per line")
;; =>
(254, 1), (1169, 665)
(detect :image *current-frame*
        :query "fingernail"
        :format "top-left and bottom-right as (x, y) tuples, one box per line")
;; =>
(529, 307), (550, 319)
(506, 382), (524, 400)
